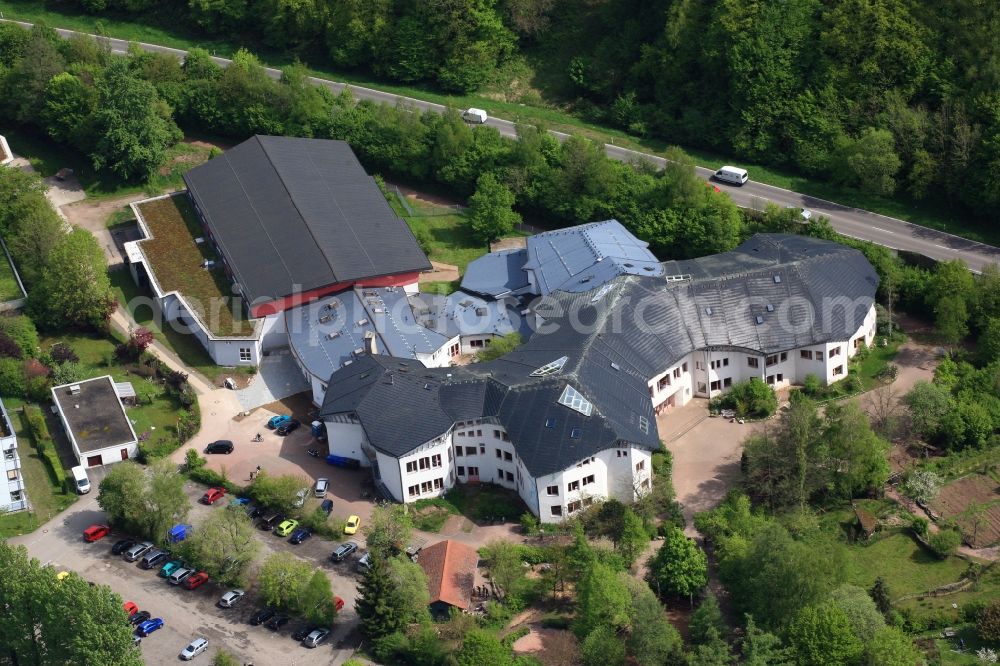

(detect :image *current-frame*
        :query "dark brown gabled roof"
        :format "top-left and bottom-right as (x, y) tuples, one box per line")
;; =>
(418, 540), (478, 610)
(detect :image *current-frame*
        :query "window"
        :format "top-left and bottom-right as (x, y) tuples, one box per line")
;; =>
(777, 373), (783, 382)
(558, 385), (593, 416)
(479, 444), (485, 454)
(470, 339), (484, 348)
(7, 469), (17, 480)
(406, 461), (417, 473)
(408, 485), (420, 498)
(550, 505), (563, 517)
(447, 448), (452, 462)
(431, 454), (442, 468)
(567, 500), (582, 513)
(800, 350), (813, 360)
(616, 449), (628, 457)
(505, 471), (514, 482)
(682, 362), (688, 372)
(723, 377), (732, 388)
(531, 356), (569, 376)
(494, 429), (501, 438)
(673, 367), (681, 379)
(765, 354), (778, 366)
(723, 358), (729, 367)
(710, 380), (721, 391)
(747, 357), (759, 368)
(496, 448), (502, 459)
(833, 365), (845, 376)
(766, 375), (775, 385)
(504, 451), (513, 462)
(583, 474), (595, 486)
(816, 351), (824, 361)
(457, 466), (465, 476)
(830, 346), (841, 357)
(568, 480), (580, 492)
(477, 429), (482, 436)
(466, 446), (476, 456)
(434, 478), (443, 489)
(636, 460), (645, 472)
(3, 449), (13, 460)
(468, 466), (479, 476)
(546, 485), (558, 496)
(10, 490), (21, 501)
(696, 361), (704, 370)
(854, 337), (864, 349)
(641, 479), (650, 489)
(421, 480), (433, 493)
(455, 447), (463, 457)
(239, 347), (252, 362)
(780, 352), (788, 362)
(419, 457), (429, 470)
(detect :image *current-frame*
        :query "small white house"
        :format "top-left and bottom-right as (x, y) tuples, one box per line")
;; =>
(51, 376), (138, 467)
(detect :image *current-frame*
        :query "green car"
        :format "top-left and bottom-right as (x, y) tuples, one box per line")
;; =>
(274, 519), (299, 537)
(159, 559), (184, 578)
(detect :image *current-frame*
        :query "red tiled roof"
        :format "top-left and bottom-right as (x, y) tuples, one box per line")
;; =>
(418, 540), (479, 610)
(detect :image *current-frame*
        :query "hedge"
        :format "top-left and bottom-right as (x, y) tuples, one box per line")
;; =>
(23, 404), (67, 489)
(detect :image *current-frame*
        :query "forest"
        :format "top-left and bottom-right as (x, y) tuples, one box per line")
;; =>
(34, 0), (1000, 223)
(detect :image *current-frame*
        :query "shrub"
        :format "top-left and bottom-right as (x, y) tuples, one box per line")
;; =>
(50, 361), (86, 386)
(49, 342), (79, 364)
(184, 448), (206, 471)
(188, 466), (242, 494)
(927, 528), (962, 558)
(0, 331), (23, 359)
(802, 373), (821, 395)
(138, 437), (183, 462)
(0, 315), (39, 357)
(718, 378), (778, 417)
(977, 600), (1000, 642)
(910, 516), (929, 537)
(520, 512), (540, 536)
(24, 404), (66, 489)
(0, 357), (26, 397)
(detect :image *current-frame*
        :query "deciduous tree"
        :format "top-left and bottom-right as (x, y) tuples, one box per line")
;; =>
(257, 552), (313, 612)
(647, 525), (708, 603)
(180, 505), (260, 586)
(29, 229), (116, 330)
(468, 172), (521, 243)
(786, 602), (863, 666)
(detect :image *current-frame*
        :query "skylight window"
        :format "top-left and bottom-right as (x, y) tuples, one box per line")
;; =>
(531, 356), (568, 377)
(610, 362), (620, 371)
(705, 307), (713, 315)
(755, 315), (764, 325)
(570, 428), (582, 439)
(773, 275), (782, 284)
(545, 418), (556, 428)
(558, 385), (593, 417)
(765, 304), (774, 312)
(639, 415), (650, 434)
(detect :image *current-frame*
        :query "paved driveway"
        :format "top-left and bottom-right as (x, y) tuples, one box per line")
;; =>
(237, 349), (311, 410)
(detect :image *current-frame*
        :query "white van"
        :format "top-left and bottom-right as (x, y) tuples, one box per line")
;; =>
(462, 108), (488, 124)
(71, 466), (91, 494)
(714, 165), (749, 186)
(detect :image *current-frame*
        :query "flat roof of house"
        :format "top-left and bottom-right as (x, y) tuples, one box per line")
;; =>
(51, 376), (137, 454)
(183, 136), (431, 305)
(134, 194), (256, 338)
(418, 540), (479, 610)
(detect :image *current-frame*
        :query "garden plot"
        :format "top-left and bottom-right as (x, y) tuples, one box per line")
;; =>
(929, 474), (1000, 548)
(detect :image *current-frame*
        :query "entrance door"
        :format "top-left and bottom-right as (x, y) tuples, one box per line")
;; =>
(87, 455), (102, 467)
(120, 448), (129, 461)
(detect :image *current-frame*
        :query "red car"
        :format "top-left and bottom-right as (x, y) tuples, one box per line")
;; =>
(334, 596), (345, 613)
(184, 572), (210, 590)
(201, 487), (226, 504)
(123, 601), (138, 616)
(83, 524), (110, 542)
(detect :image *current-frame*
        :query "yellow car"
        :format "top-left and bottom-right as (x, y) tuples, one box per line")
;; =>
(344, 515), (360, 535)
(274, 519), (299, 537)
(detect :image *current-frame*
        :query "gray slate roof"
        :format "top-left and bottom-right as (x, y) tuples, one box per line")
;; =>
(523, 220), (663, 295)
(184, 136), (430, 304)
(319, 233), (878, 477)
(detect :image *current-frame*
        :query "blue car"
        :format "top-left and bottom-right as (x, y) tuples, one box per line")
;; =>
(267, 415), (291, 429)
(229, 497), (250, 507)
(137, 618), (164, 637)
(320, 499), (333, 515)
(289, 528), (312, 545)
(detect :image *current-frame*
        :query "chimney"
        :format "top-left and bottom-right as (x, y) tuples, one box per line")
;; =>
(364, 331), (377, 355)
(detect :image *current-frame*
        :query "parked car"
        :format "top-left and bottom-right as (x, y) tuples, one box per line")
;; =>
(201, 487), (226, 504)
(159, 560), (184, 578)
(344, 515), (361, 534)
(123, 601), (138, 616)
(314, 478), (329, 497)
(169, 567), (194, 585)
(179, 637), (209, 660)
(204, 440), (234, 454)
(123, 542), (154, 562)
(250, 608), (276, 626)
(257, 512), (284, 531)
(267, 414), (291, 429)
(356, 551), (373, 572)
(293, 487), (309, 508)
(302, 628), (330, 648)
(292, 624), (318, 641)
(334, 596), (345, 612)
(244, 503), (262, 520)
(264, 614), (290, 631)
(218, 589), (245, 608)
(320, 499), (333, 515)
(83, 524), (110, 542)
(139, 549), (168, 570)
(330, 541), (358, 562)
(129, 610), (151, 627)
(230, 497), (250, 507)
(184, 572), (210, 590)
(111, 539), (135, 555)
(276, 419), (301, 436)
(289, 527), (311, 544)
(274, 519), (299, 537)
(137, 618), (164, 636)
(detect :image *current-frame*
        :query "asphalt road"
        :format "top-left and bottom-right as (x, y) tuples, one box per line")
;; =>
(8, 19), (1000, 272)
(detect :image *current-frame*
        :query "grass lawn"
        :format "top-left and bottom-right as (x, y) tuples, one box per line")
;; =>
(390, 196), (488, 273)
(0, 246), (24, 301)
(855, 337), (903, 391)
(898, 561), (1000, 625)
(135, 194), (255, 337)
(0, 406), (78, 538)
(420, 280), (462, 295)
(4, 1), (995, 245)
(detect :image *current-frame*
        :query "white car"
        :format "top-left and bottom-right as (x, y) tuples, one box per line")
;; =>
(314, 478), (329, 497)
(293, 487), (309, 508)
(218, 589), (245, 608)
(180, 637), (209, 660)
(785, 205), (813, 221)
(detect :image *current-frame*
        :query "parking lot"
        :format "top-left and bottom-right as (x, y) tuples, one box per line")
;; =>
(10, 478), (367, 665)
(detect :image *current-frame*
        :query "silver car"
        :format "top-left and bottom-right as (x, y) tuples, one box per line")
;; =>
(302, 628), (330, 648)
(314, 478), (329, 497)
(179, 637), (209, 660)
(218, 589), (245, 608)
(123, 541), (154, 562)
